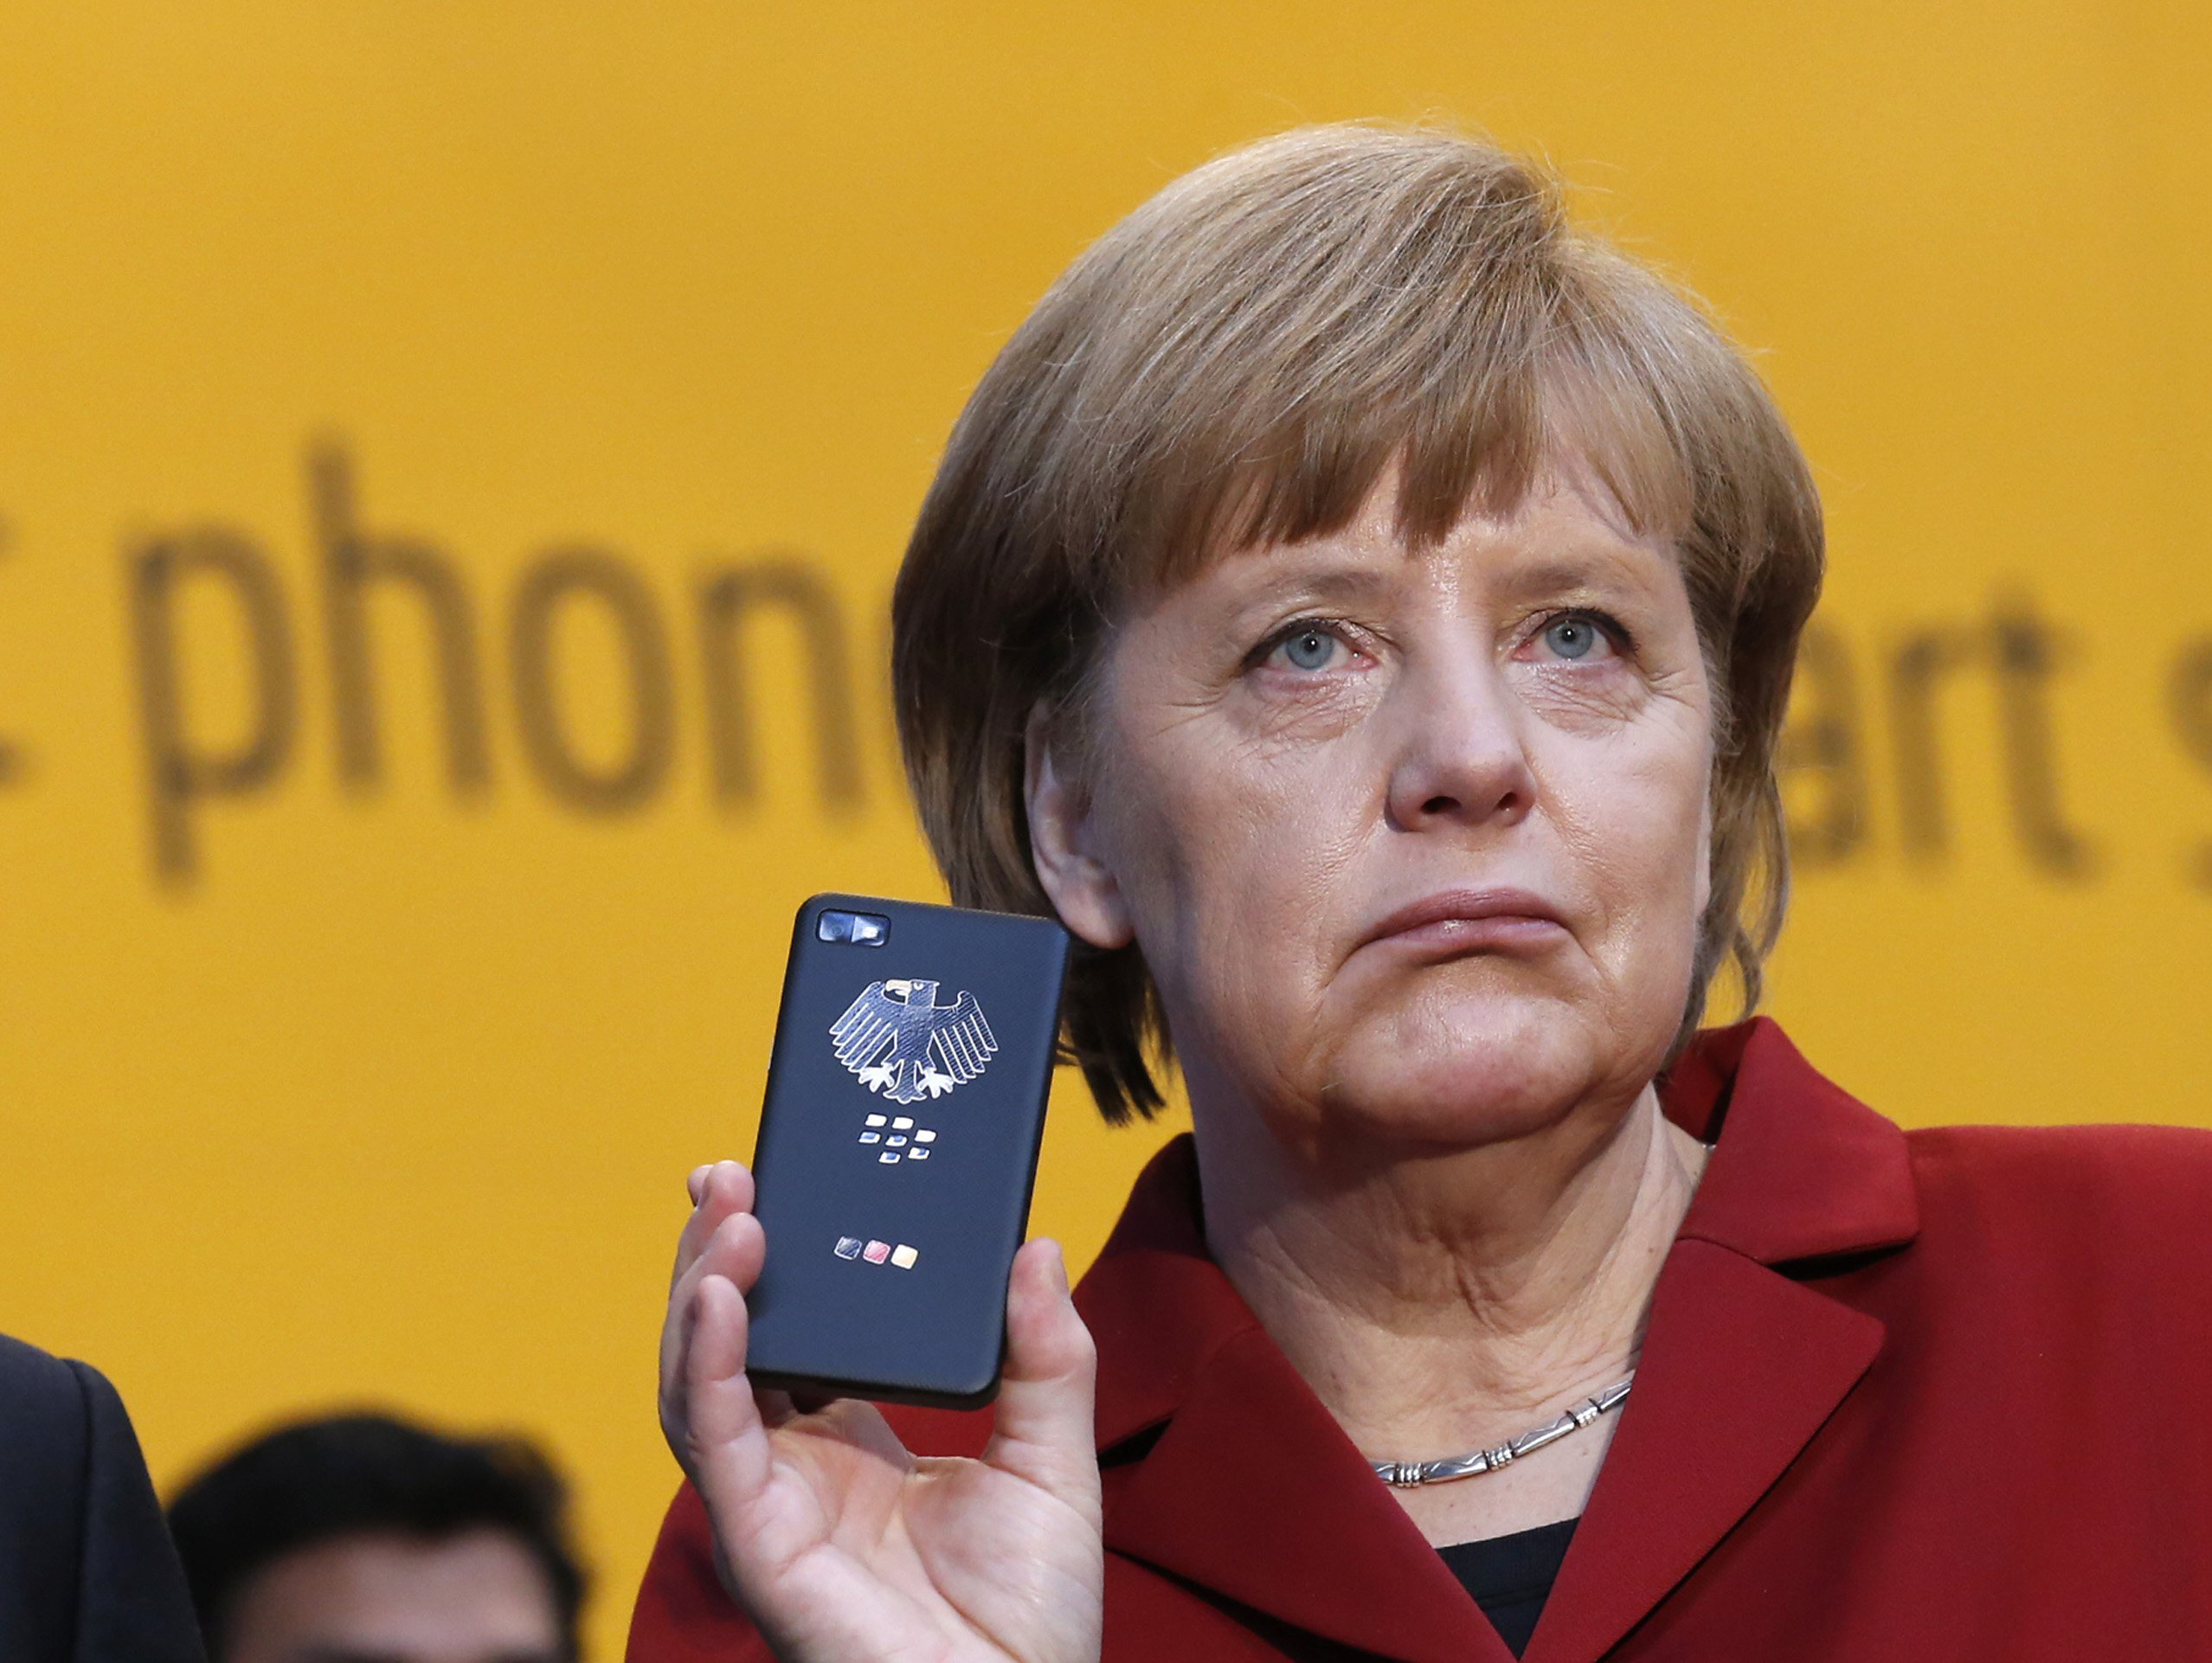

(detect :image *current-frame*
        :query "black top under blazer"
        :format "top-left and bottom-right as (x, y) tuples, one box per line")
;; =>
(0, 1334), (203, 1661)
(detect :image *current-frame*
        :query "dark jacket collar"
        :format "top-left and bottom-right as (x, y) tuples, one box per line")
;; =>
(1070, 1017), (1920, 1663)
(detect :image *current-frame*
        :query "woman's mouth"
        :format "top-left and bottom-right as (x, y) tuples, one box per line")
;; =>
(1358, 888), (1571, 960)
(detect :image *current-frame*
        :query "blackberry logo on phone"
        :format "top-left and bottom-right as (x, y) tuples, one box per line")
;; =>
(831, 977), (999, 1126)
(856, 1112), (939, 1163)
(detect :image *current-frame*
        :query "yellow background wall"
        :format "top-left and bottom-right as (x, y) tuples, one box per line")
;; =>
(2, 5), (2208, 1653)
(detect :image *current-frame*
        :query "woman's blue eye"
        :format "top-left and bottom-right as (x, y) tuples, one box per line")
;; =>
(1541, 615), (1605, 660)
(1280, 627), (1337, 671)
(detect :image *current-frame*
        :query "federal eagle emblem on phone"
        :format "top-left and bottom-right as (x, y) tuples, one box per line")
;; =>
(830, 979), (999, 1106)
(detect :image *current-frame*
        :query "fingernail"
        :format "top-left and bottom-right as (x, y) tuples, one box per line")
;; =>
(1045, 1238), (1070, 1296)
(687, 1165), (711, 1204)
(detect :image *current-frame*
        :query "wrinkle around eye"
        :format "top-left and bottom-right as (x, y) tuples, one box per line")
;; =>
(1237, 648), (1386, 743)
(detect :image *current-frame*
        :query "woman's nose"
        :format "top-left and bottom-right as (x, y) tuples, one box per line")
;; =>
(1382, 661), (1538, 833)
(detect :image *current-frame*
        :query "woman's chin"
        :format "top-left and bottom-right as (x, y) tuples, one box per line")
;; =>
(1308, 993), (1618, 1150)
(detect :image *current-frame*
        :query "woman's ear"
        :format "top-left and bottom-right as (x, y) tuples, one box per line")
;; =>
(1025, 703), (1135, 951)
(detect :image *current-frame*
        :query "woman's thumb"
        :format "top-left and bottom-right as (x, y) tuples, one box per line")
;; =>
(983, 1238), (1101, 1519)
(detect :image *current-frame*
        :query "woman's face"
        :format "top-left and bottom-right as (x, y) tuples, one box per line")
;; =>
(1033, 470), (1715, 1153)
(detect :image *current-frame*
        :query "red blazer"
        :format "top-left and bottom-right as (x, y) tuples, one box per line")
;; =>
(629, 1018), (2212, 1661)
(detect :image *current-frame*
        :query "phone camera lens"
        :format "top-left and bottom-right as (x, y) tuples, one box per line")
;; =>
(819, 909), (891, 946)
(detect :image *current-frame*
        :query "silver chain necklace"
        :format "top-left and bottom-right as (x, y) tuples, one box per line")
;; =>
(1369, 1374), (1636, 1487)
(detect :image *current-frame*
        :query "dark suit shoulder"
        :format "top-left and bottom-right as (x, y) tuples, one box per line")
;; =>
(0, 1334), (206, 1663)
(0, 1332), (94, 1493)
(0, 1334), (94, 1659)
(0, 1329), (88, 1400)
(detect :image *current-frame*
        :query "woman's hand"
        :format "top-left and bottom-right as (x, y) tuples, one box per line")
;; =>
(659, 1160), (1104, 1663)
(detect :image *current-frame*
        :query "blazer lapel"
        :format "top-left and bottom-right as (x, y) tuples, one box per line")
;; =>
(1522, 1242), (1883, 1663)
(1527, 1020), (1921, 1663)
(1104, 1324), (1509, 1663)
(1079, 1145), (1505, 1663)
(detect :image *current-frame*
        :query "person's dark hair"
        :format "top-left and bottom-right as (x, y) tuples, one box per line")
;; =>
(165, 1410), (587, 1660)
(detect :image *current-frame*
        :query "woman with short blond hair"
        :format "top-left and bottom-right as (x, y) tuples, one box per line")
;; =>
(635, 125), (2212, 1662)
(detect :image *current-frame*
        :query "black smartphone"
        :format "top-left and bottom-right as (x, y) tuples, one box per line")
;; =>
(743, 892), (1072, 1409)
